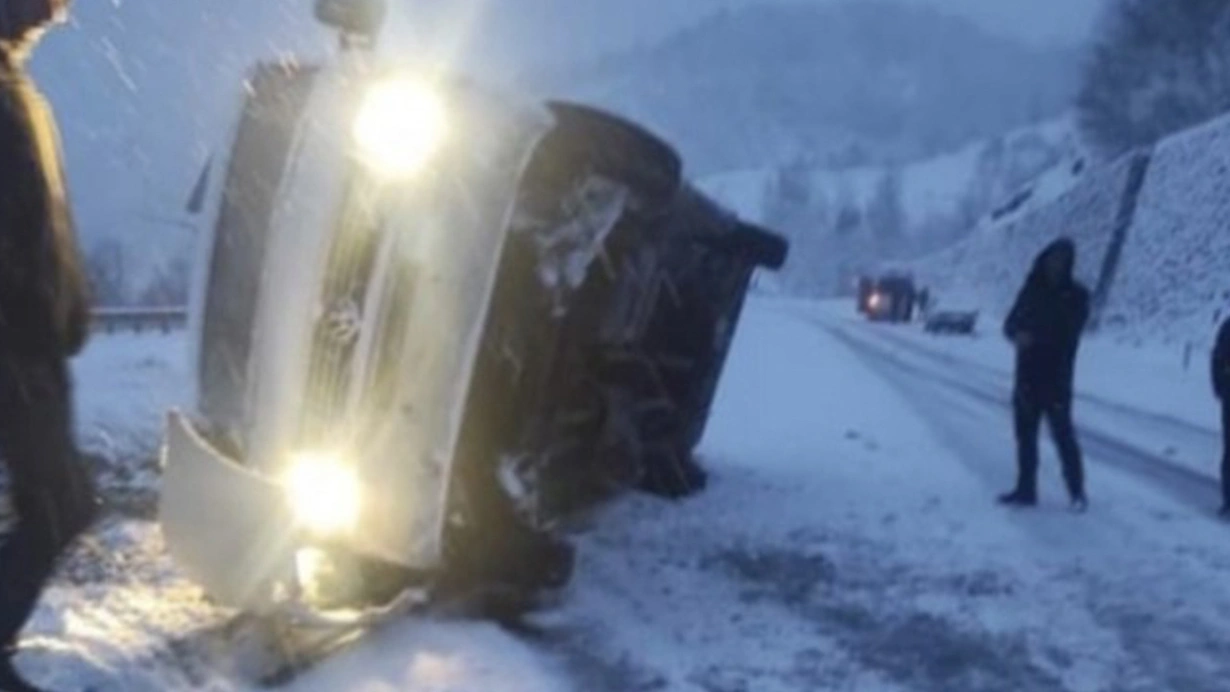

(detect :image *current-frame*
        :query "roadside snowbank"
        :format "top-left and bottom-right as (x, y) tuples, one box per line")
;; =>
(71, 331), (191, 505)
(74, 331), (190, 459)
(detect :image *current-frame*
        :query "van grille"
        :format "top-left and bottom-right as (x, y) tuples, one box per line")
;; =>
(297, 182), (382, 448)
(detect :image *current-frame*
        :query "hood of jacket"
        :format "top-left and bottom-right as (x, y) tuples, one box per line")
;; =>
(1026, 237), (1076, 289)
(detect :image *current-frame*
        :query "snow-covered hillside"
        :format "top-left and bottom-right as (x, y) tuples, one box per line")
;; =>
(533, 2), (1080, 175)
(905, 148), (1143, 322)
(702, 117), (1078, 229)
(906, 106), (1230, 350)
(700, 117), (1083, 296)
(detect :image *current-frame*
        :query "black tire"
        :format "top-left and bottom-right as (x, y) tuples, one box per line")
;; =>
(724, 222), (790, 269)
(442, 513), (576, 599)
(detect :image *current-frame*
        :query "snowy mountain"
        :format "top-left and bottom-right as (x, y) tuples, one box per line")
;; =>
(529, 1), (1082, 175)
(700, 116), (1084, 296)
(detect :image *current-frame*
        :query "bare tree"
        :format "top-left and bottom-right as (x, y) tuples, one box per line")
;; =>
(137, 254), (191, 307)
(85, 239), (128, 306)
(832, 180), (862, 237)
(866, 168), (905, 251)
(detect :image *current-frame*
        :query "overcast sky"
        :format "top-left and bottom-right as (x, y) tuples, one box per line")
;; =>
(385, 0), (1107, 75)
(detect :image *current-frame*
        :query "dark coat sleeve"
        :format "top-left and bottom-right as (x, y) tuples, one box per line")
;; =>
(1214, 318), (1230, 400)
(1062, 285), (1090, 357)
(0, 76), (91, 358)
(1003, 285), (1028, 342)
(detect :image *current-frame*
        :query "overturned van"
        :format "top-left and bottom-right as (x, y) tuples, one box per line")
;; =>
(159, 10), (788, 628)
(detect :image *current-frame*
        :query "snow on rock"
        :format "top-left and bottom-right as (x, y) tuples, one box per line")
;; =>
(1102, 112), (1230, 349)
(907, 150), (1147, 321)
(907, 108), (1230, 349)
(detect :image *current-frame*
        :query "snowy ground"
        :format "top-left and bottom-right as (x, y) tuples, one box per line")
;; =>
(71, 331), (191, 515)
(12, 301), (1230, 691)
(798, 300), (1224, 483)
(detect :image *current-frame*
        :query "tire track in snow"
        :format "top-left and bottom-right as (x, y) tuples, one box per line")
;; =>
(815, 317), (1230, 692)
(858, 322), (1223, 479)
(820, 320), (1222, 514)
(535, 490), (1070, 692)
(865, 322), (1217, 442)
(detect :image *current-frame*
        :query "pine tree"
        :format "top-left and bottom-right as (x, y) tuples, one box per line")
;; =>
(867, 168), (905, 251)
(138, 255), (192, 307)
(85, 239), (129, 306)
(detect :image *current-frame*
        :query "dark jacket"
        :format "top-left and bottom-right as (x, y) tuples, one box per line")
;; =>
(1214, 317), (1230, 401)
(1003, 238), (1090, 402)
(0, 49), (90, 358)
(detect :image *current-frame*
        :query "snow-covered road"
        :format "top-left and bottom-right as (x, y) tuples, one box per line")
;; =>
(13, 301), (1230, 691)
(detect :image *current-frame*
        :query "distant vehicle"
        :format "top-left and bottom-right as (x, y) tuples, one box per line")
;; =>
(857, 273), (916, 323)
(922, 293), (979, 335)
(924, 309), (978, 335)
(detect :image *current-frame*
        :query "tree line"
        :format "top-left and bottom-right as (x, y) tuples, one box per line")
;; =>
(85, 239), (190, 308)
(1079, 0), (1230, 159)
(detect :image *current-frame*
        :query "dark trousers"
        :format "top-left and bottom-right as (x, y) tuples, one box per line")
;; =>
(0, 354), (96, 652)
(1012, 393), (1084, 500)
(1221, 401), (1229, 507)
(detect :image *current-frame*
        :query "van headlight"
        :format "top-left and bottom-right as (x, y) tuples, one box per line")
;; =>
(353, 76), (447, 179)
(284, 452), (361, 537)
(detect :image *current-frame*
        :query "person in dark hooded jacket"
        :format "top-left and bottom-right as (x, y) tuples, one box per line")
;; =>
(999, 238), (1090, 511)
(1213, 315), (1230, 518)
(0, 2), (98, 689)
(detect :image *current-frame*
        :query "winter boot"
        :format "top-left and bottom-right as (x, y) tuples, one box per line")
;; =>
(997, 490), (1037, 507)
(1070, 494), (1089, 514)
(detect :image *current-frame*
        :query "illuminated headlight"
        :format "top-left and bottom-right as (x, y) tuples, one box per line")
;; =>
(284, 453), (361, 537)
(868, 293), (883, 309)
(352, 76), (447, 179)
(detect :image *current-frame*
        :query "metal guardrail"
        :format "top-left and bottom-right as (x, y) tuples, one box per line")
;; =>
(92, 306), (189, 334)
